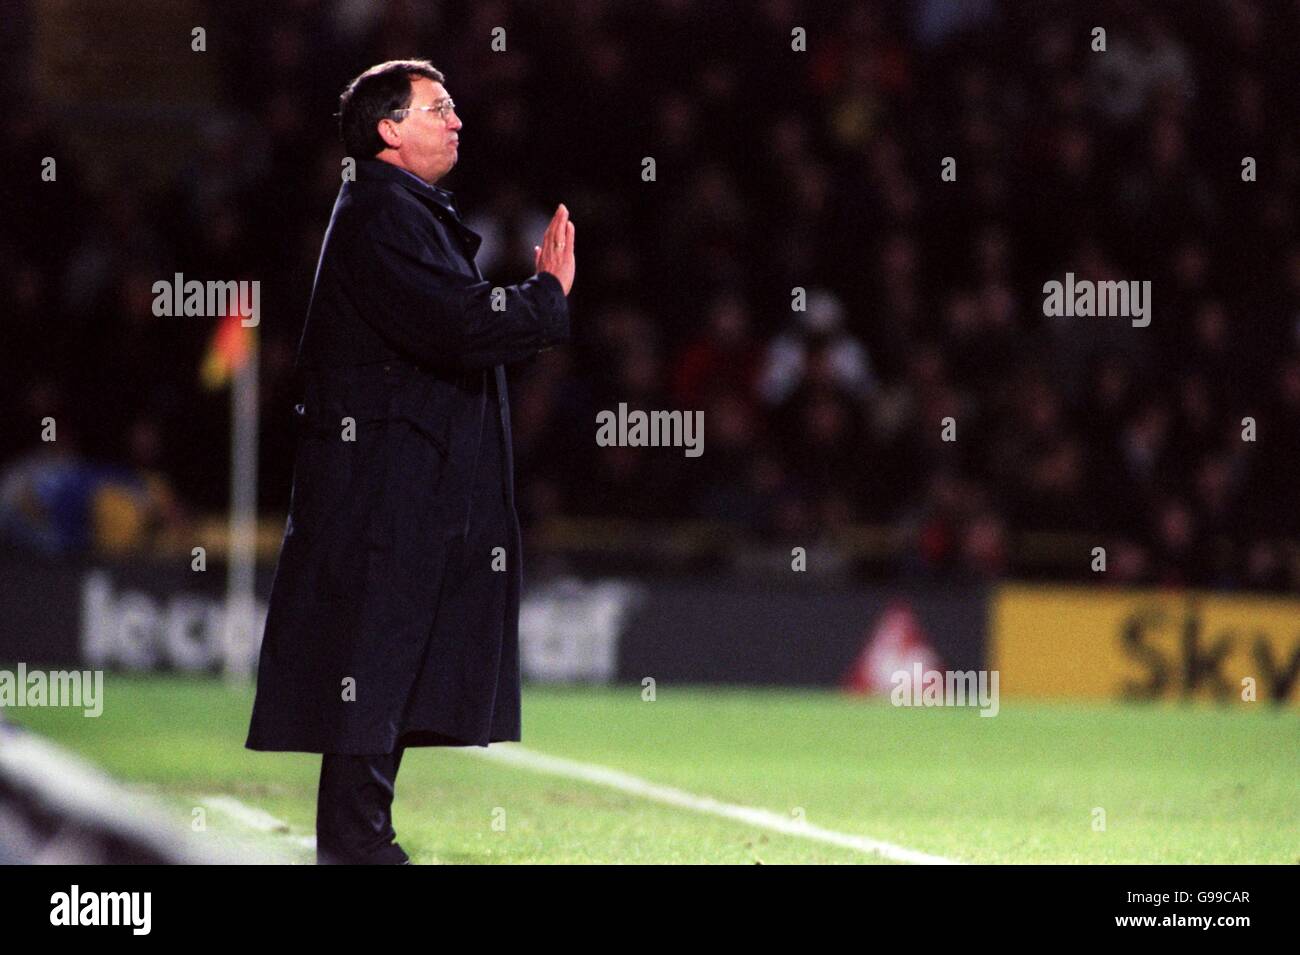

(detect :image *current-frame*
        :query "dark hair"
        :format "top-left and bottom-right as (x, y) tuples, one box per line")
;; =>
(338, 59), (446, 158)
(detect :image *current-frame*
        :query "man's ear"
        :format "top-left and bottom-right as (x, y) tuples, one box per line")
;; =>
(377, 118), (402, 149)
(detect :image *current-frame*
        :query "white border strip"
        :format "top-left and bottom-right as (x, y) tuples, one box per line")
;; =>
(0, 727), (240, 863)
(466, 744), (961, 865)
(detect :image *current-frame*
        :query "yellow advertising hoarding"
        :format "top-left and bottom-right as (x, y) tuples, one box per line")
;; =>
(991, 585), (1300, 705)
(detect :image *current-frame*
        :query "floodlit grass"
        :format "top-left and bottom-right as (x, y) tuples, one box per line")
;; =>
(7, 675), (1297, 864)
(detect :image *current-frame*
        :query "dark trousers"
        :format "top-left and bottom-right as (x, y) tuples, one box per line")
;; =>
(316, 747), (408, 864)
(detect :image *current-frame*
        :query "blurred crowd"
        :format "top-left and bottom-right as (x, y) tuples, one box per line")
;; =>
(2, 0), (1299, 590)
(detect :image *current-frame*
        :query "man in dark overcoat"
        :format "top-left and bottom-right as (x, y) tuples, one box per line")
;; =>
(245, 59), (575, 864)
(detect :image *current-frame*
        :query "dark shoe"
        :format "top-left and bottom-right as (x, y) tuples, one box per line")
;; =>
(316, 748), (408, 865)
(317, 841), (409, 865)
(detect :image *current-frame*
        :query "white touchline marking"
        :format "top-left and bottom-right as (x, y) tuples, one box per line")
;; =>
(198, 794), (316, 848)
(463, 744), (961, 865)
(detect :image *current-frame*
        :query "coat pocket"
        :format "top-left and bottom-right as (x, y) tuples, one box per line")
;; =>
(317, 372), (459, 545)
(287, 373), (454, 596)
(283, 423), (361, 596)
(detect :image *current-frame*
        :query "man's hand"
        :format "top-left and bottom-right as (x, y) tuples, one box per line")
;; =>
(534, 203), (575, 296)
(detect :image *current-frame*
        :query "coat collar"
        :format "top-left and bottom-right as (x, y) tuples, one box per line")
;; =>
(355, 158), (482, 262)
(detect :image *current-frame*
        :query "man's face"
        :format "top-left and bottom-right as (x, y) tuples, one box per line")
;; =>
(380, 77), (461, 184)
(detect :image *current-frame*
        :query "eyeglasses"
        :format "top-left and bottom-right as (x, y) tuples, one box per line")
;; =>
(388, 99), (457, 121)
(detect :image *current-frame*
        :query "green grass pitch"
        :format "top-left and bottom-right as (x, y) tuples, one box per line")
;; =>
(6, 675), (1297, 864)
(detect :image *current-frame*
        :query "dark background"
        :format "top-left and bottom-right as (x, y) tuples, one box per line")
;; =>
(2, 0), (1299, 590)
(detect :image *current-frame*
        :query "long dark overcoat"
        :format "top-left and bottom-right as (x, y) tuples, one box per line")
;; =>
(246, 157), (569, 754)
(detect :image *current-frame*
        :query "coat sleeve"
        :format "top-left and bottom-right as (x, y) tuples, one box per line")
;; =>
(344, 202), (570, 372)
